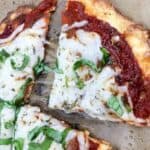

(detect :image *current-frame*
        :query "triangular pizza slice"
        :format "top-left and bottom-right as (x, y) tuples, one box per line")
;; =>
(49, 0), (150, 126)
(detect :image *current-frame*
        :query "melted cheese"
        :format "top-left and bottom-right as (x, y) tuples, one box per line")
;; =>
(49, 22), (146, 124)
(14, 105), (67, 150)
(0, 18), (46, 102)
(0, 106), (15, 150)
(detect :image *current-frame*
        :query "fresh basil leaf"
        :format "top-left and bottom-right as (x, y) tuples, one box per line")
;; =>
(28, 126), (44, 141)
(12, 78), (32, 105)
(28, 137), (52, 150)
(0, 49), (10, 63)
(61, 128), (71, 148)
(33, 58), (63, 76)
(107, 96), (124, 116)
(13, 138), (24, 150)
(0, 101), (4, 113)
(100, 47), (110, 65)
(0, 138), (12, 145)
(4, 120), (15, 129)
(73, 58), (101, 89)
(11, 54), (30, 71)
(73, 59), (101, 73)
(44, 127), (62, 143)
(76, 78), (85, 89)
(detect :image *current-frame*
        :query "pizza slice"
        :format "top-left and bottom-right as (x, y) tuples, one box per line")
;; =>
(0, 0), (56, 149)
(0, 0), (56, 105)
(49, 0), (150, 126)
(13, 105), (112, 150)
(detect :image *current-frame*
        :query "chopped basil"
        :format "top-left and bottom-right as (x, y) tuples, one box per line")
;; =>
(11, 54), (30, 71)
(28, 126), (71, 145)
(12, 78), (32, 105)
(100, 47), (110, 65)
(4, 120), (15, 129)
(33, 57), (63, 76)
(76, 78), (85, 89)
(73, 59), (101, 73)
(73, 58), (101, 89)
(0, 49), (10, 63)
(28, 137), (52, 150)
(28, 126), (62, 143)
(0, 138), (12, 145)
(107, 96), (124, 116)
(61, 128), (71, 148)
(13, 138), (24, 150)
(44, 127), (62, 143)
(28, 126), (44, 141)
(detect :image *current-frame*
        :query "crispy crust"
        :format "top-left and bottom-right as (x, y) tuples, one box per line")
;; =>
(68, 0), (150, 78)
(0, 6), (32, 35)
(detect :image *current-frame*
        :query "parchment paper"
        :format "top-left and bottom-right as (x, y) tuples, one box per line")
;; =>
(0, 0), (150, 150)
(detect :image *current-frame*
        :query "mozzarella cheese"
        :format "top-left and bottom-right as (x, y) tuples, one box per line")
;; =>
(0, 105), (15, 150)
(14, 105), (106, 150)
(49, 21), (146, 124)
(0, 18), (47, 102)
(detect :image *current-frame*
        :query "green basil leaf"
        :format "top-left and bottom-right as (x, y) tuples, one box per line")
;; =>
(100, 47), (110, 65)
(0, 101), (4, 113)
(44, 127), (62, 142)
(73, 58), (101, 89)
(28, 126), (44, 141)
(76, 78), (85, 89)
(33, 58), (63, 76)
(4, 120), (15, 129)
(0, 138), (12, 145)
(61, 128), (71, 148)
(107, 96), (124, 116)
(13, 138), (24, 150)
(28, 137), (52, 150)
(73, 59), (101, 73)
(11, 54), (30, 71)
(0, 49), (10, 63)
(12, 78), (32, 105)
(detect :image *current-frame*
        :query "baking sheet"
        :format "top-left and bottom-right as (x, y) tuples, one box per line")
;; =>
(0, 0), (150, 150)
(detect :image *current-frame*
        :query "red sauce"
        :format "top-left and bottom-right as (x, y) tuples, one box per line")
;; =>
(0, 0), (56, 39)
(89, 139), (99, 150)
(62, 1), (150, 119)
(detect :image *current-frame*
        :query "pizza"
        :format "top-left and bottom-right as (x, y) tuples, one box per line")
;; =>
(0, 105), (112, 150)
(0, 0), (56, 105)
(49, 0), (150, 126)
(0, 0), (113, 149)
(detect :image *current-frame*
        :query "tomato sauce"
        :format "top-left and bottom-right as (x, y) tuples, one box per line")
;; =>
(89, 139), (99, 150)
(62, 1), (150, 119)
(0, 0), (56, 39)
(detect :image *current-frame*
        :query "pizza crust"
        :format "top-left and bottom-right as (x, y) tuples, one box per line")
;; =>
(68, 0), (150, 78)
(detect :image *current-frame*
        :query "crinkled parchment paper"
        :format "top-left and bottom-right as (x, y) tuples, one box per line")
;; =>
(0, 0), (150, 149)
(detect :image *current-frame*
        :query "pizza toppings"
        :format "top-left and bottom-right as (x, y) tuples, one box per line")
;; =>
(10, 53), (30, 71)
(12, 105), (111, 150)
(60, 1), (150, 119)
